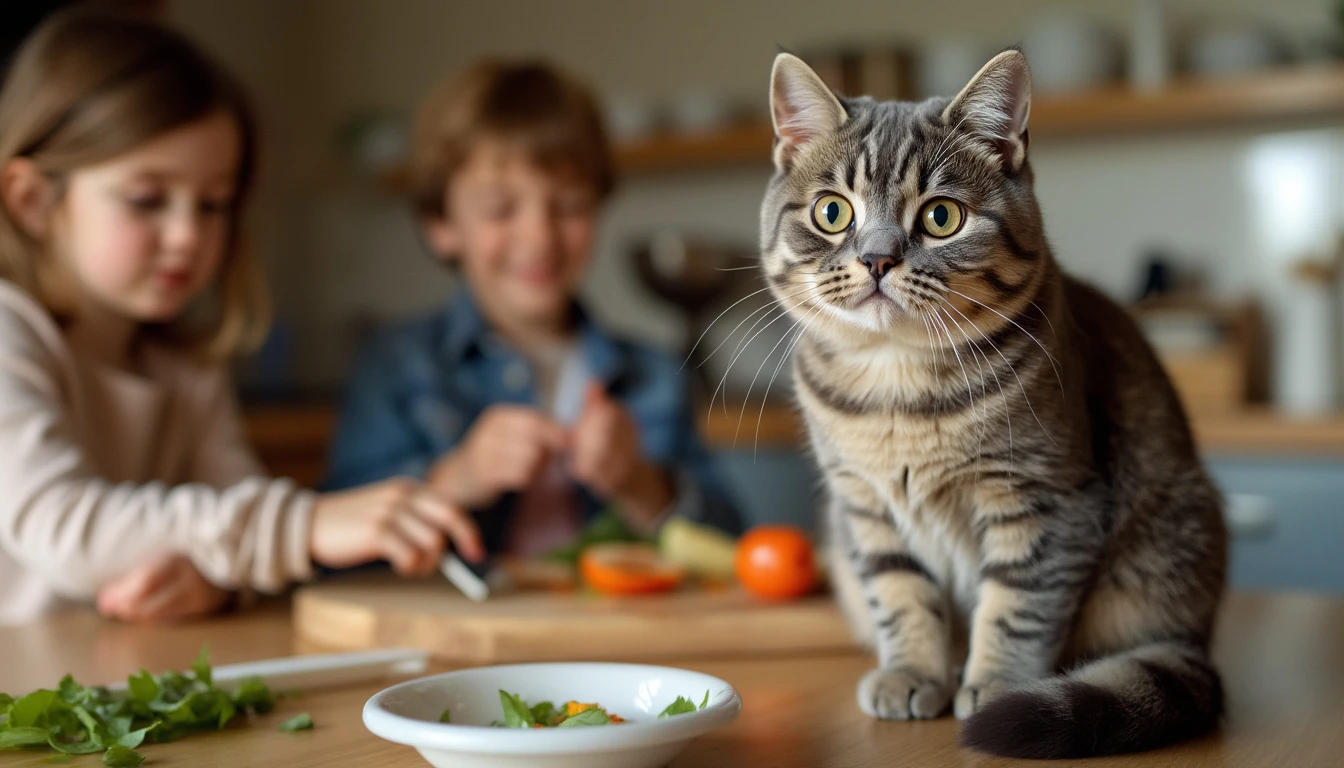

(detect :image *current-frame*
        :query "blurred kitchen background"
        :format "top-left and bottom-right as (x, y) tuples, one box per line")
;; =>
(7, 0), (1344, 591)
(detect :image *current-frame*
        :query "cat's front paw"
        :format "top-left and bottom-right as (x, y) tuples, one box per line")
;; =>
(954, 678), (1014, 720)
(857, 668), (952, 720)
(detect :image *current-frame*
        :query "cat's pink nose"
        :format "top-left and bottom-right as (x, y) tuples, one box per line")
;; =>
(859, 252), (899, 280)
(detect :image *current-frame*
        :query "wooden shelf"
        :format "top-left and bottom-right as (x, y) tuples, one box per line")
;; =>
(614, 121), (776, 174)
(616, 64), (1344, 174)
(376, 65), (1344, 186)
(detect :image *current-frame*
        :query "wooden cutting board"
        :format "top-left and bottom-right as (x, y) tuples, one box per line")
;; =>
(293, 571), (856, 664)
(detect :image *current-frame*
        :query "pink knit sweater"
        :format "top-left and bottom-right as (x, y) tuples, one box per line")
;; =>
(0, 281), (314, 625)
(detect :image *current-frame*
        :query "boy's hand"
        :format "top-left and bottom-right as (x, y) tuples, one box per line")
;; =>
(97, 555), (232, 624)
(429, 406), (567, 509)
(311, 478), (483, 575)
(571, 384), (673, 529)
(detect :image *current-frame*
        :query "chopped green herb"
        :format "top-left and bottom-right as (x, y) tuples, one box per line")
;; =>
(528, 701), (556, 725)
(497, 691), (534, 729)
(0, 645), (297, 762)
(0, 727), (49, 748)
(232, 678), (274, 715)
(556, 708), (609, 727)
(276, 713), (313, 732)
(658, 690), (711, 719)
(438, 708), (451, 724)
(101, 745), (145, 767)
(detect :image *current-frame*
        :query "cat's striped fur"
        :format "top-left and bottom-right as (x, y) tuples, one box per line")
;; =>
(760, 51), (1227, 758)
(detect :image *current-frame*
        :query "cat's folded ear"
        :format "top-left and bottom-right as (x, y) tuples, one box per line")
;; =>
(944, 49), (1032, 173)
(770, 53), (847, 170)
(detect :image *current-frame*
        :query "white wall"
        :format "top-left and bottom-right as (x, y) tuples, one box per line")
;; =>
(170, 0), (1340, 390)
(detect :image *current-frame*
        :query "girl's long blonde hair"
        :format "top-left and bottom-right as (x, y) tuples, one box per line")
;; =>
(0, 8), (269, 361)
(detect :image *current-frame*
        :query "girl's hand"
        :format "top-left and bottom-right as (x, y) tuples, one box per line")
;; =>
(428, 406), (567, 510)
(97, 555), (232, 623)
(310, 479), (484, 576)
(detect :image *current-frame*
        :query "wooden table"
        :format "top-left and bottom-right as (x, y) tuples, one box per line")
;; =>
(1, 592), (1342, 767)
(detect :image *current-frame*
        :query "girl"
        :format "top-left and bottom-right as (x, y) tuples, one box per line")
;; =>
(0, 9), (481, 626)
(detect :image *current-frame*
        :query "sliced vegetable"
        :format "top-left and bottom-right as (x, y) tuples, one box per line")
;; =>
(658, 517), (738, 579)
(487, 692), (628, 728)
(545, 507), (646, 566)
(579, 543), (685, 595)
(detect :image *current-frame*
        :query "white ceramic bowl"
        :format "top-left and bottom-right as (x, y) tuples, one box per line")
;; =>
(363, 662), (742, 768)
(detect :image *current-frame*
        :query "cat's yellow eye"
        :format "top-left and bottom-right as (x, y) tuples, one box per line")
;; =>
(812, 194), (854, 234)
(920, 198), (964, 238)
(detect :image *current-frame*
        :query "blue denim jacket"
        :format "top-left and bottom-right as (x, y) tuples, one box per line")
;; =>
(322, 290), (743, 551)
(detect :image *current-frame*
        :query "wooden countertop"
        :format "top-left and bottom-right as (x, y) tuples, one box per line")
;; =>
(1, 591), (1342, 767)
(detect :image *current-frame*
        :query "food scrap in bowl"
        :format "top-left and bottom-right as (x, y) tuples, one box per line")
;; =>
(440, 689), (711, 728)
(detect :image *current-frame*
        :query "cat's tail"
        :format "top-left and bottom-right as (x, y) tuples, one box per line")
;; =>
(959, 641), (1223, 759)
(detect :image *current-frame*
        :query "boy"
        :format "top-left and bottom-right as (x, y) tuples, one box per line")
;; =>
(324, 61), (742, 556)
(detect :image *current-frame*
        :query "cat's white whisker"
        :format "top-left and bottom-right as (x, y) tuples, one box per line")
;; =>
(942, 283), (1064, 391)
(930, 304), (990, 468)
(696, 282), (818, 371)
(680, 283), (779, 373)
(708, 285), (827, 430)
(754, 301), (823, 459)
(735, 296), (823, 445)
(929, 306), (978, 431)
(936, 294), (1057, 448)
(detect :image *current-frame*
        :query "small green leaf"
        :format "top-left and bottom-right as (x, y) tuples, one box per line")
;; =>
(127, 672), (157, 705)
(215, 697), (237, 730)
(0, 691), (14, 713)
(657, 696), (698, 719)
(437, 708), (451, 723)
(497, 691), (534, 729)
(233, 678), (273, 714)
(0, 726), (50, 748)
(102, 745), (145, 767)
(276, 713), (313, 732)
(46, 704), (105, 754)
(191, 646), (212, 687)
(9, 689), (57, 727)
(556, 708), (609, 727)
(528, 701), (556, 725)
(152, 671), (190, 700)
(57, 676), (85, 705)
(699, 690), (710, 709)
(114, 724), (156, 750)
(48, 735), (102, 756)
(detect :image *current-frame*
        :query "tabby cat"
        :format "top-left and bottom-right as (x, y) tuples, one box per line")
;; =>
(760, 50), (1227, 758)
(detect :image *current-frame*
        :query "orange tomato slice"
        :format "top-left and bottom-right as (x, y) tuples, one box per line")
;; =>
(579, 543), (686, 595)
